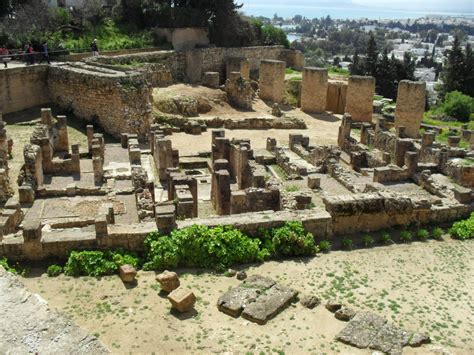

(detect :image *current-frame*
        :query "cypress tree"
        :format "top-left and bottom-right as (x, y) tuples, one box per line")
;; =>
(440, 36), (465, 97)
(376, 48), (397, 99)
(463, 43), (474, 97)
(365, 32), (378, 78)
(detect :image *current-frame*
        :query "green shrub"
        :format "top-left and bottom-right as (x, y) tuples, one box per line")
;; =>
(438, 91), (474, 122)
(362, 234), (375, 247)
(143, 222), (318, 271)
(64, 251), (117, 277)
(0, 257), (27, 276)
(416, 229), (429, 241)
(265, 221), (319, 257)
(399, 231), (413, 243)
(0, 257), (16, 273)
(341, 237), (353, 250)
(47, 264), (63, 277)
(449, 213), (474, 240)
(144, 225), (265, 271)
(380, 232), (393, 245)
(432, 227), (444, 240)
(319, 240), (331, 253)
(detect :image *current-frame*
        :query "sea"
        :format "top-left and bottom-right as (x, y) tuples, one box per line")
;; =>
(240, 2), (473, 20)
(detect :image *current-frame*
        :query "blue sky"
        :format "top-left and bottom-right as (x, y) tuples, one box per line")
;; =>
(241, 0), (474, 13)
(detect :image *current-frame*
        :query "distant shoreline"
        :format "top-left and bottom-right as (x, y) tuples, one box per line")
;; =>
(241, 4), (474, 20)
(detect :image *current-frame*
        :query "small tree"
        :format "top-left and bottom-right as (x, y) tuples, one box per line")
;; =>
(438, 91), (474, 121)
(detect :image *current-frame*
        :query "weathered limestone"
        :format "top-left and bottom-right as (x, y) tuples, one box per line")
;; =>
(394, 80), (426, 138)
(154, 138), (179, 180)
(203, 71), (220, 88)
(345, 76), (375, 122)
(337, 114), (352, 149)
(259, 59), (286, 103)
(225, 72), (253, 110)
(326, 81), (347, 114)
(301, 67), (328, 113)
(212, 169), (231, 215)
(119, 264), (137, 283)
(226, 57), (250, 80)
(167, 287), (196, 313)
(156, 270), (180, 293)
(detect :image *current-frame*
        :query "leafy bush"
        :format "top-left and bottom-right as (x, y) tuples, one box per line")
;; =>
(144, 225), (264, 271)
(432, 227), (444, 240)
(417, 229), (429, 241)
(449, 213), (474, 240)
(362, 234), (375, 247)
(261, 24), (290, 48)
(0, 257), (27, 276)
(438, 91), (474, 122)
(399, 231), (413, 243)
(319, 240), (331, 253)
(380, 232), (393, 245)
(143, 222), (318, 271)
(64, 250), (138, 277)
(341, 237), (353, 250)
(47, 264), (63, 277)
(264, 221), (318, 258)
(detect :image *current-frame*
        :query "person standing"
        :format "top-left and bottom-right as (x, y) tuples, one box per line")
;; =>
(0, 46), (10, 68)
(42, 41), (50, 64)
(90, 39), (99, 57)
(26, 43), (34, 65)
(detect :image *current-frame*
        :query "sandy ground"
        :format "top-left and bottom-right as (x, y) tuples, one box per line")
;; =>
(22, 239), (474, 354)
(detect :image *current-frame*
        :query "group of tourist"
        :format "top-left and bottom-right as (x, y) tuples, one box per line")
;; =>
(0, 39), (99, 69)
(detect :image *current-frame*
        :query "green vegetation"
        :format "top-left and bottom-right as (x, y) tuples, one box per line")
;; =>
(47, 264), (63, 277)
(285, 185), (300, 192)
(328, 66), (349, 77)
(362, 234), (375, 247)
(0, 257), (27, 276)
(341, 237), (353, 250)
(143, 222), (318, 271)
(426, 91), (474, 123)
(434, 129), (469, 149)
(319, 240), (331, 253)
(261, 24), (290, 48)
(417, 229), (429, 241)
(380, 231), (393, 245)
(285, 68), (301, 75)
(64, 250), (139, 277)
(432, 227), (444, 240)
(399, 231), (413, 243)
(449, 213), (474, 240)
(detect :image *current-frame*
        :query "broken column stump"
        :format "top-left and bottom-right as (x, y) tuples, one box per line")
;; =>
(167, 287), (196, 313)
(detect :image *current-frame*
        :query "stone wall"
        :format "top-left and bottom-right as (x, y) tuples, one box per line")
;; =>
(0, 66), (49, 114)
(230, 187), (280, 214)
(326, 81), (347, 114)
(394, 80), (426, 138)
(48, 64), (153, 139)
(345, 76), (375, 122)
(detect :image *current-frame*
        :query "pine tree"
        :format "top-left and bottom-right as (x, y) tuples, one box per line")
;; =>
(402, 52), (416, 81)
(440, 36), (466, 97)
(376, 49), (397, 99)
(350, 50), (364, 75)
(463, 43), (474, 97)
(365, 32), (378, 78)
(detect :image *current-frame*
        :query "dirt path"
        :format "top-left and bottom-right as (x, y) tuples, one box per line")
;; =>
(22, 239), (474, 354)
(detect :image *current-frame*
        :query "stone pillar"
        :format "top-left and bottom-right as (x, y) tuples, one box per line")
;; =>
(92, 140), (104, 185)
(337, 113), (352, 148)
(41, 108), (52, 127)
(405, 151), (419, 177)
(345, 76), (375, 122)
(55, 115), (69, 152)
(259, 59), (286, 103)
(212, 129), (225, 145)
(225, 72), (253, 110)
(226, 57), (250, 80)
(394, 80), (426, 138)
(154, 138), (176, 180)
(40, 138), (53, 174)
(212, 137), (230, 163)
(422, 132), (435, 147)
(213, 170), (231, 215)
(448, 136), (461, 148)
(394, 139), (412, 167)
(266, 137), (277, 152)
(203, 72), (220, 88)
(301, 67), (328, 113)
(71, 144), (80, 174)
(360, 123), (372, 145)
(86, 125), (94, 154)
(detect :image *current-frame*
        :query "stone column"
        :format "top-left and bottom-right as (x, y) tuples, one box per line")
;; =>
(421, 132), (435, 147)
(301, 67), (328, 113)
(337, 113), (352, 148)
(55, 115), (69, 152)
(214, 170), (231, 215)
(226, 57), (250, 80)
(154, 138), (176, 180)
(266, 137), (277, 152)
(40, 138), (53, 174)
(41, 108), (52, 127)
(212, 137), (230, 163)
(405, 151), (419, 177)
(259, 59), (286, 103)
(71, 144), (80, 174)
(394, 139), (412, 167)
(92, 140), (104, 185)
(394, 80), (426, 138)
(345, 76), (375, 122)
(86, 125), (94, 155)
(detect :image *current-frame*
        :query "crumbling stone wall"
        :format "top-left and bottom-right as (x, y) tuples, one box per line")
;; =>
(345, 76), (375, 122)
(48, 65), (153, 139)
(230, 187), (280, 214)
(0, 66), (49, 114)
(225, 72), (253, 110)
(226, 57), (250, 80)
(301, 67), (328, 113)
(394, 80), (426, 138)
(326, 81), (347, 114)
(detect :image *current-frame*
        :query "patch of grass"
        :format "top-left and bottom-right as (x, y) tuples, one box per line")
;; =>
(270, 164), (288, 180)
(417, 229), (429, 241)
(285, 185), (300, 192)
